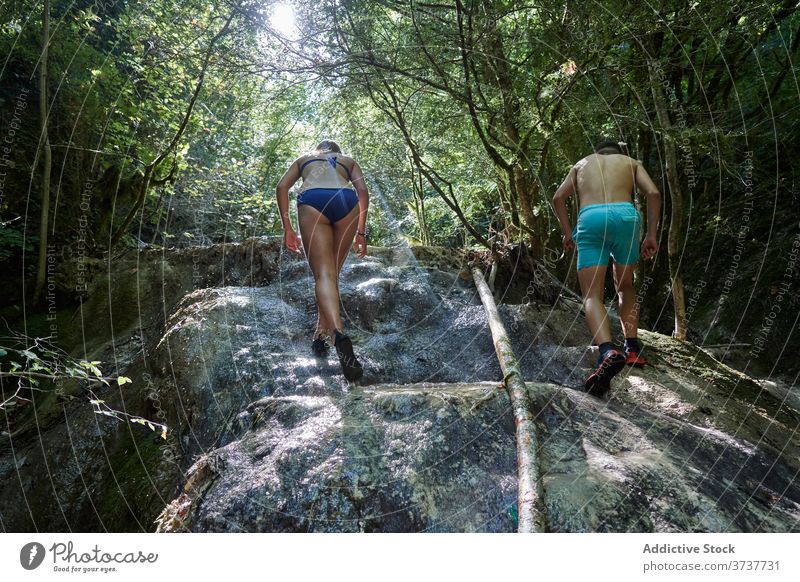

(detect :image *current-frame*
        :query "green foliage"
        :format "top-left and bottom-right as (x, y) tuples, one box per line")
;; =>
(0, 0), (798, 368)
(0, 334), (167, 439)
(0, 223), (34, 260)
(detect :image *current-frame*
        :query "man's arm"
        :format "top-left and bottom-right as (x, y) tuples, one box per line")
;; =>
(276, 158), (302, 253)
(634, 161), (661, 259)
(551, 165), (578, 249)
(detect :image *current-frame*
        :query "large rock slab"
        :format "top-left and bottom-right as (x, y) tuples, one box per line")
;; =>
(3, 240), (799, 532)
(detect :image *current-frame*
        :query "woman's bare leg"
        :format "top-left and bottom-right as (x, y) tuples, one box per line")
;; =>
(328, 204), (363, 379)
(329, 204), (359, 332)
(298, 205), (343, 333)
(332, 204), (360, 272)
(313, 315), (331, 341)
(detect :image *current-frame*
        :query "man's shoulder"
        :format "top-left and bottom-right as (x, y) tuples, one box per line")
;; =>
(617, 153), (640, 164)
(607, 153), (641, 168)
(574, 153), (641, 170)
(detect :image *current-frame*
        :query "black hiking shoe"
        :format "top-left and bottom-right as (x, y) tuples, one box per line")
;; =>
(334, 330), (363, 382)
(584, 349), (626, 397)
(311, 338), (329, 357)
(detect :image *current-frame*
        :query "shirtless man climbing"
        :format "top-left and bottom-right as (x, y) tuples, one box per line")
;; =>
(551, 139), (662, 397)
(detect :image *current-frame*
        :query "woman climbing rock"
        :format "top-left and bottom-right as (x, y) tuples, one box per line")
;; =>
(275, 140), (369, 381)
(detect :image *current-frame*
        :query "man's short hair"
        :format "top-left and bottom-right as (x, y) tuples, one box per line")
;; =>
(594, 139), (623, 154)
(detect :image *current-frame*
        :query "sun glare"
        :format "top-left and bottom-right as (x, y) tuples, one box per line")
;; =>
(269, 3), (298, 40)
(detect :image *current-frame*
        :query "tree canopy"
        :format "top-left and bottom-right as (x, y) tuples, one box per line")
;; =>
(1, 0), (798, 373)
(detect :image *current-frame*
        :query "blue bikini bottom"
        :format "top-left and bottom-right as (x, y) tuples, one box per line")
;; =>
(297, 188), (359, 223)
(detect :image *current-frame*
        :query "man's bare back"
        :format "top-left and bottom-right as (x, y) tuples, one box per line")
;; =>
(573, 153), (656, 208)
(551, 143), (661, 260)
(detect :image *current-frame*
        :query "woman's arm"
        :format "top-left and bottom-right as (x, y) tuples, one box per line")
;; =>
(276, 158), (302, 253)
(350, 161), (369, 258)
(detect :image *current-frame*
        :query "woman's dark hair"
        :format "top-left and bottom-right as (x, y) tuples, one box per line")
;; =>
(316, 140), (342, 153)
(594, 139), (623, 154)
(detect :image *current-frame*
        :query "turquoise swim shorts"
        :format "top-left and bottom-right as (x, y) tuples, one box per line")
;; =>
(571, 202), (642, 270)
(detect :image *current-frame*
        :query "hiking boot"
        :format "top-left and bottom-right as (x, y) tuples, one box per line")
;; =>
(584, 349), (626, 397)
(333, 330), (363, 382)
(624, 348), (648, 368)
(311, 337), (329, 357)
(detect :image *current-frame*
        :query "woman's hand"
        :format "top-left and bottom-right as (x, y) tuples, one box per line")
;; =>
(562, 233), (575, 251)
(353, 232), (367, 258)
(283, 229), (303, 254)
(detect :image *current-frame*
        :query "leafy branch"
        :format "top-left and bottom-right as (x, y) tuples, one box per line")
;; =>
(0, 334), (167, 440)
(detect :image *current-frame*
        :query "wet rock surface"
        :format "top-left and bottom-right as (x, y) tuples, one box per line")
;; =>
(2, 238), (799, 532)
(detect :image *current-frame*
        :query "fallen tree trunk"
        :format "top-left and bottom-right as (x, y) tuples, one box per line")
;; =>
(471, 265), (546, 532)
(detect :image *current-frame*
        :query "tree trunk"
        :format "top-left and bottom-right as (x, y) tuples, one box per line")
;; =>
(510, 165), (541, 256)
(368, 73), (492, 249)
(409, 160), (430, 245)
(33, 0), (51, 303)
(648, 60), (687, 340)
(471, 266), (546, 533)
(417, 169), (430, 245)
(633, 128), (653, 295)
(109, 7), (237, 249)
(480, 10), (541, 254)
(496, 171), (520, 234)
(454, 1), (541, 253)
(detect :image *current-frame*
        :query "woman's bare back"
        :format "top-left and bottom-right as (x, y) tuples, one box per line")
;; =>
(296, 152), (355, 191)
